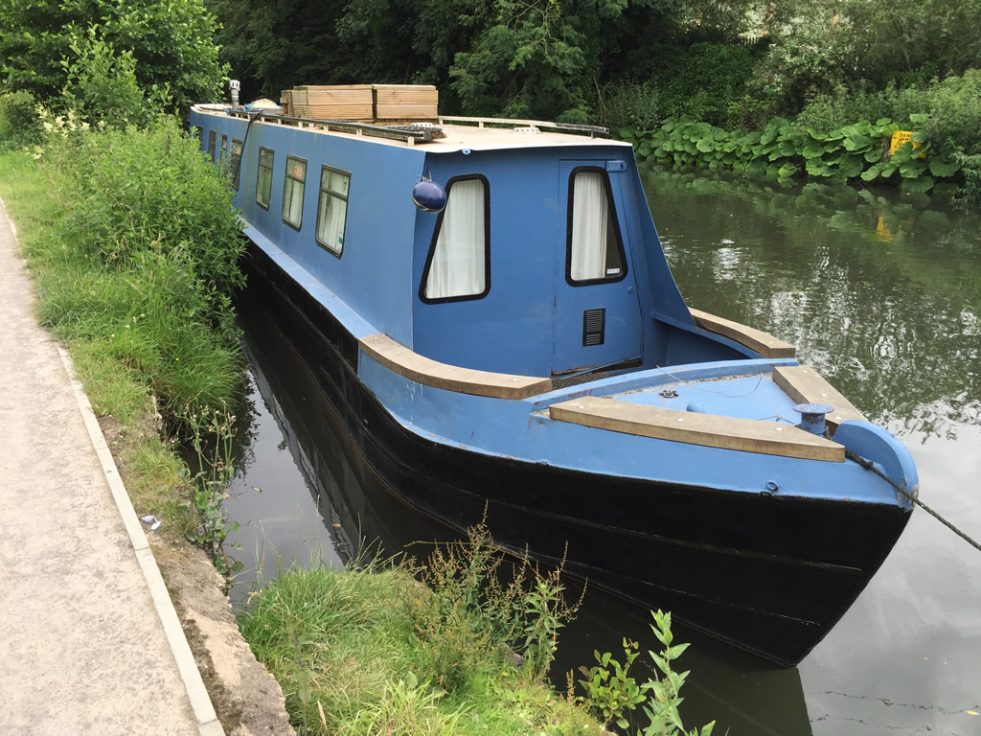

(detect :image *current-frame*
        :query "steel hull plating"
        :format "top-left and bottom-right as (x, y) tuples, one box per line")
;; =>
(243, 244), (911, 666)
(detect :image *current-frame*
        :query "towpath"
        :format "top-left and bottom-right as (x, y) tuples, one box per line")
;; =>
(0, 201), (222, 735)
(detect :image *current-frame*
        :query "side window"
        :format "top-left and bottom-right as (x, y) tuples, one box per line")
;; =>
(282, 156), (306, 229)
(207, 130), (217, 161)
(219, 134), (228, 164)
(256, 146), (274, 209)
(421, 176), (489, 302)
(315, 167), (350, 256)
(230, 139), (243, 189)
(567, 169), (625, 284)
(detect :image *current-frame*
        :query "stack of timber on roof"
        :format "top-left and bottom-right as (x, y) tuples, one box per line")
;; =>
(280, 84), (438, 122)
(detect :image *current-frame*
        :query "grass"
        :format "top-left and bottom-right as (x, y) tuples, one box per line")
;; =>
(239, 562), (603, 736)
(0, 119), (246, 541)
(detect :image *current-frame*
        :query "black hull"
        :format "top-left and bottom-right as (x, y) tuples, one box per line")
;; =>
(240, 243), (912, 666)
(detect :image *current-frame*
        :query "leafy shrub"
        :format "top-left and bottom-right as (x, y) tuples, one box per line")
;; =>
(34, 115), (246, 418)
(579, 610), (714, 736)
(0, 91), (43, 148)
(604, 82), (662, 133)
(62, 26), (158, 128)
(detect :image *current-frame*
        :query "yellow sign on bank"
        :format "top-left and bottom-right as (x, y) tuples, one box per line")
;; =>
(890, 130), (919, 156)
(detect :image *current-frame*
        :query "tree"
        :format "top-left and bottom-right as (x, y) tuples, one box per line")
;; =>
(0, 0), (227, 110)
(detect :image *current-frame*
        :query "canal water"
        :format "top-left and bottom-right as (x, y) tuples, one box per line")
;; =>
(225, 170), (980, 736)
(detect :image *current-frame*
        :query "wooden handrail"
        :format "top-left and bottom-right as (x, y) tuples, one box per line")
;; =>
(689, 308), (796, 358)
(360, 333), (553, 399)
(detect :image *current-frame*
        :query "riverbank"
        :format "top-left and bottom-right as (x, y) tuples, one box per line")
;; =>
(0, 196), (217, 735)
(0, 141), (295, 735)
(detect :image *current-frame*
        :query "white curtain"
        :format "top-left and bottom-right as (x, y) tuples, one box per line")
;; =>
(283, 177), (304, 226)
(317, 194), (347, 253)
(425, 179), (486, 299)
(570, 171), (608, 281)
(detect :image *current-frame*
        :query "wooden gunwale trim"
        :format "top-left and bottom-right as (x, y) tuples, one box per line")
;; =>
(360, 333), (552, 399)
(772, 365), (865, 432)
(690, 307), (796, 358)
(549, 396), (844, 462)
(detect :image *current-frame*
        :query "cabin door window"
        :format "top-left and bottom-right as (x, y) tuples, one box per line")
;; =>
(422, 176), (488, 301)
(553, 161), (642, 375)
(316, 167), (350, 256)
(282, 156), (306, 229)
(568, 169), (625, 283)
(256, 147), (274, 209)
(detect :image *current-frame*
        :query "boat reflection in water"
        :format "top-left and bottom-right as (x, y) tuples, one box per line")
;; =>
(227, 283), (814, 736)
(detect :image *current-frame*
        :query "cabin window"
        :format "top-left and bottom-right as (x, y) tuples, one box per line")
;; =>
(281, 156), (306, 229)
(219, 134), (228, 164)
(421, 176), (489, 302)
(315, 167), (350, 256)
(567, 169), (625, 284)
(256, 146), (274, 209)
(207, 130), (217, 161)
(230, 139), (243, 189)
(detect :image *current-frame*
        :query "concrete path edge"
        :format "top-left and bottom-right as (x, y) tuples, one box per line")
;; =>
(56, 346), (225, 736)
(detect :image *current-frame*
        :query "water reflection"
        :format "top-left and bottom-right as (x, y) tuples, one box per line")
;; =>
(644, 169), (980, 440)
(225, 170), (981, 735)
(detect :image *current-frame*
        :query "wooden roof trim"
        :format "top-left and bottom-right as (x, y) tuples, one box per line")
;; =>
(549, 396), (844, 462)
(689, 307), (796, 358)
(772, 365), (865, 432)
(360, 333), (553, 399)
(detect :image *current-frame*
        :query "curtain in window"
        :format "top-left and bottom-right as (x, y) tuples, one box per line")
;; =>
(570, 172), (608, 281)
(318, 195), (347, 253)
(425, 179), (486, 299)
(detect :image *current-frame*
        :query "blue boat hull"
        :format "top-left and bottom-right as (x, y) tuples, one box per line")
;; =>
(241, 242), (911, 666)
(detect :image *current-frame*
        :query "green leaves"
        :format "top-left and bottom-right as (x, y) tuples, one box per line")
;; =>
(624, 109), (965, 191)
(578, 610), (714, 736)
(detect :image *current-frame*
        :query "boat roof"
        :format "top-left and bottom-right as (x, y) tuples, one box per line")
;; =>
(191, 105), (631, 153)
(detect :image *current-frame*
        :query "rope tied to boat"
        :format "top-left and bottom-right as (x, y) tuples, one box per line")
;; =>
(845, 450), (981, 553)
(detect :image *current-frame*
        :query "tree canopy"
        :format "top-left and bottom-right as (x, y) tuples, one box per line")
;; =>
(0, 0), (227, 111)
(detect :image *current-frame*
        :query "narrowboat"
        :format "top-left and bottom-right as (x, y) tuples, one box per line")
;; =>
(190, 93), (917, 666)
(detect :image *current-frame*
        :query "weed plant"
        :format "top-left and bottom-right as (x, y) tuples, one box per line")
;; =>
(0, 112), (246, 547)
(239, 525), (599, 736)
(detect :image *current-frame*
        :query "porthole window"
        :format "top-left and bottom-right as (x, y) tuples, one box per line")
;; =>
(567, 169), (625, 284)
(421, 176), (489, 302)
(315, 167), (350, 256)
(256, 146), (274, 209)
(281, 156), (306, 230)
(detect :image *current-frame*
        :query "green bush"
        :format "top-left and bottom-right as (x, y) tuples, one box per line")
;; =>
(34, 115), (246, 418)
(0, 91), (43, 148)
(62, 26), (156, 128)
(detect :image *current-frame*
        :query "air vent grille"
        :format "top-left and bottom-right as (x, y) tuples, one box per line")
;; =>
(583, 308), (606, 346)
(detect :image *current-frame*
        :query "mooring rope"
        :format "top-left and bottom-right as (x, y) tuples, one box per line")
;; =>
(845, 450), (981, 552)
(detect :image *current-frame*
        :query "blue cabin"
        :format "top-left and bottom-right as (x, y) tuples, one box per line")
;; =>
(190, 101), (916, 666)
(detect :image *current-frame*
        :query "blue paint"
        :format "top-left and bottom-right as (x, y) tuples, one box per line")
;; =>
(188, 107), (916, 513)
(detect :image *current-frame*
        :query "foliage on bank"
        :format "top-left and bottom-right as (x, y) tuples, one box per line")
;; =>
(240, 526), (714, 736)
(0, 113), (246, 546)
(617, 70), (980, 198)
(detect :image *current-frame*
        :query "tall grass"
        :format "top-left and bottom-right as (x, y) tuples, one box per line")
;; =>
(239, 528), (601, 736)
(0, 114), (247, 540)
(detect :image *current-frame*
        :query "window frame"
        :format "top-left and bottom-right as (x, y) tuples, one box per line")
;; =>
(281, 155), (307, 231)
(230, 138), (243, 190)
(314, 165), (352, 258)
(256, 146), (274, 210)
(419, 174), (491, 305)
(564, 166), (628, 287)
(219, 134), (228, 164)
(207, 130), (217, 161)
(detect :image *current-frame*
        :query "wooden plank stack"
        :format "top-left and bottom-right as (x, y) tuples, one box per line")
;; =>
(280, 84), (438, 122)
